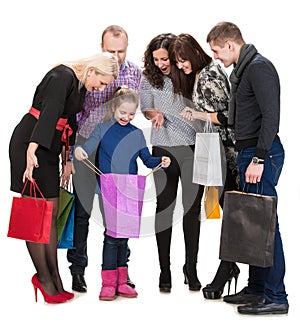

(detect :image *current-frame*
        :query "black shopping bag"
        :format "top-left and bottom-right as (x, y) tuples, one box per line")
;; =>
(219, 190), (277, 267)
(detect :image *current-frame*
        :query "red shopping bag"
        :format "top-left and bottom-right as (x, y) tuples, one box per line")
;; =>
(7, 179), (53, 244)
(100, 174), (146, 238)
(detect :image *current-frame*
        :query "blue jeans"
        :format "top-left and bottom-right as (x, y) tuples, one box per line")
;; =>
(237, 140), (288, 304)
(102, 233), (128, 270)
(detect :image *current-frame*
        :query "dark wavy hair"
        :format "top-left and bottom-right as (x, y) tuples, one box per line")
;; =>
(142, 33), (176, 90)
(168, 33), (212, 100)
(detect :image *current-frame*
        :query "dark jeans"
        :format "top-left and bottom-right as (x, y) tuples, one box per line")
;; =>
(152, 145), (203, 268)
(102, 233), (128, 270)
(67, 154), (98, 275)
(237, 140), (288, 304)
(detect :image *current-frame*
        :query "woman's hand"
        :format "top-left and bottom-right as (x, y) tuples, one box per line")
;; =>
(74, 147), (88, 161)
(180, 107), (209, 121)
(151, 110), (164, 131)
(161, 156), (171, 168)
(145, 109), (164, 131)
(180, 107), (197, 121)
(22, 142), (39, 182)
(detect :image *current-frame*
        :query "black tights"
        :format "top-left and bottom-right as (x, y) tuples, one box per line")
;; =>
(26, 197), (64, 295)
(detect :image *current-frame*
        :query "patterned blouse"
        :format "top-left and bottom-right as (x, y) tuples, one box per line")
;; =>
(192, 61), (237, 173)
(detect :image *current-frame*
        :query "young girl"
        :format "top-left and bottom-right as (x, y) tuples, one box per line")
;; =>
(74, 86), (171, 300)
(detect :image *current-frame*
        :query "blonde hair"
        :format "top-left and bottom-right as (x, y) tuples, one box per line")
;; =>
(104, 86), (139, 122)
(60, 52), (119, 89)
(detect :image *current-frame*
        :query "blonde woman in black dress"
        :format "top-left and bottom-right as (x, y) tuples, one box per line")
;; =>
(9, 52), (118, 303)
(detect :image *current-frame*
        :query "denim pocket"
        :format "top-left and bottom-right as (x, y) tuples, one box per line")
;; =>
(268, 151), (284, 186)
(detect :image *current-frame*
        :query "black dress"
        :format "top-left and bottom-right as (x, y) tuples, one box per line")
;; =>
(9, 65), (86, 197)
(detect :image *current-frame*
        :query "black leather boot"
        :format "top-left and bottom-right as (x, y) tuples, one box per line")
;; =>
(183, 263), (201, 291)
(72, 274), (87, 293)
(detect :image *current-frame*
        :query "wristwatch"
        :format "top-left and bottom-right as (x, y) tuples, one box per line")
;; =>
(252, 157), (264, 165)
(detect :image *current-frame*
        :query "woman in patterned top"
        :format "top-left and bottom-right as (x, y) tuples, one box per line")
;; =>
(140, 33), (203, 293)
(168, 33), (240, 300)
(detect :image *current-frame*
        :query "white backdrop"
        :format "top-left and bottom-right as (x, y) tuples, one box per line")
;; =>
(1, 0), (299, 325)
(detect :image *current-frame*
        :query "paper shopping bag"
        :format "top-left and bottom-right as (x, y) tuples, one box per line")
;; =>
(193, 117), (223, 186)
(100, 174), (146, 238)
(193, 132), (223, 186)
(7, 179), (53, 244)
(57, 187), (75, 248)
(219, 190), (277, 267)
(204, 186), (221, 219)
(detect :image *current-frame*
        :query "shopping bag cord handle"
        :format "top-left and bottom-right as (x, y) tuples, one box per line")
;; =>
(82, 158), (105, 177)
(82, 158), (162, 178)
(242, 182), (263, 195)
(21, 178), (46, 200)
(145, 163), (163, 177)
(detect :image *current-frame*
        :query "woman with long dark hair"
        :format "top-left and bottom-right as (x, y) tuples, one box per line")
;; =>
(140, 33), (203, 293)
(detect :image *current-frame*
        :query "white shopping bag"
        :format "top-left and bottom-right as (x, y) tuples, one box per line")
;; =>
(193, 117), (223, 186)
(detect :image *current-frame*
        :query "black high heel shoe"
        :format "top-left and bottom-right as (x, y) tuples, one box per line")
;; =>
(202, 261), (240, 299)
(159, 267), (171, 293)
(183, 264), (201, 291)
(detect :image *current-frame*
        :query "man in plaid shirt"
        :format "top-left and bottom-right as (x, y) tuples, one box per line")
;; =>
(68, 25), (141, 293)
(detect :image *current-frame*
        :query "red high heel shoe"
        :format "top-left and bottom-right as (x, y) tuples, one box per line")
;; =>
(61, 291), (74, 300)
(31, 274), (67, 304)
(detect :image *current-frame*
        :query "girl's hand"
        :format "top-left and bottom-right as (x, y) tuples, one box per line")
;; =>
(161, 156), (171, 168)
(74, 147), (88, 161)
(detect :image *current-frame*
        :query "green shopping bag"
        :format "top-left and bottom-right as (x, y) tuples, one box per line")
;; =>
(57, 187), (75, 248)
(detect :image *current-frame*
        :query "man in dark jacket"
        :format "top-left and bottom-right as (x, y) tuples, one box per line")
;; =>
(206, 21), (288, 315)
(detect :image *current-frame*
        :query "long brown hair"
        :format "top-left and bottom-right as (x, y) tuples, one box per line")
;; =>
(168, 33), (212, 100)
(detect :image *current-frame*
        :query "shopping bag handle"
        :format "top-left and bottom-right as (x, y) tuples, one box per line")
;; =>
(82, 158), (105, 177)
(242, 182), (264, 196)
(82, 158), (162, 178)
(21, 178), (46, 200)
(203, 113), (213, 133)
(145, 163), (162, 177)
